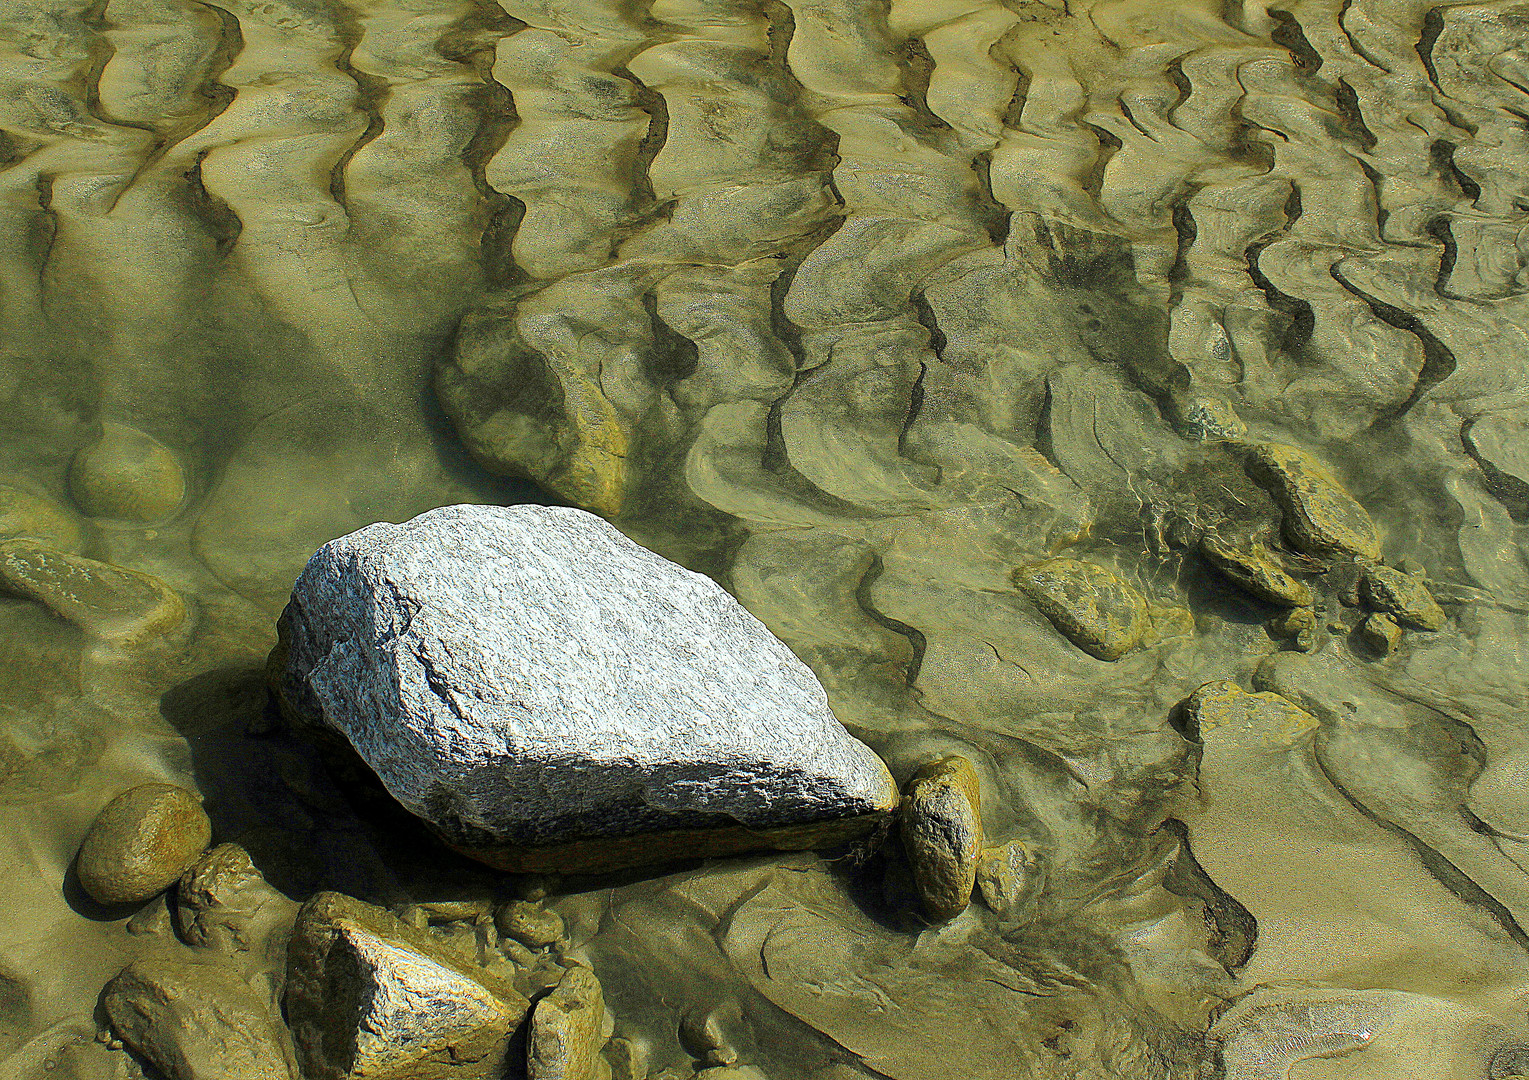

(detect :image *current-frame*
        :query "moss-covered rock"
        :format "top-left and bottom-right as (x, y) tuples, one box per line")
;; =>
(1199, 533), (1312, 607)
(1242, 443), (1381, 561)
(1013, 558), (1150, 661)
(1359, 564), (1445, 630)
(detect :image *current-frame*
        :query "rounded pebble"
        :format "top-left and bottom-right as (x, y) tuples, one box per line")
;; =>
(68, 423), (186, 523)
(77, 783), (212, 905)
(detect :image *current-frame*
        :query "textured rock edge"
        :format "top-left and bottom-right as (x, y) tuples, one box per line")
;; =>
(266, 594), (893, 874)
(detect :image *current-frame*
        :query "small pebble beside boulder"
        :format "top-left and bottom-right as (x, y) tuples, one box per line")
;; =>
(271, 504), (897, 875)
(900, 756), (983, 923)
(77, 783), (211, 905)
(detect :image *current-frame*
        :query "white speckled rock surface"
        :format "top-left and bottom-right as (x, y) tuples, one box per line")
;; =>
(277, 504), (896, 851)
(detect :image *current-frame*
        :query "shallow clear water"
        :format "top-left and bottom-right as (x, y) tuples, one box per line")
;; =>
(2, 0), (1529, 1076)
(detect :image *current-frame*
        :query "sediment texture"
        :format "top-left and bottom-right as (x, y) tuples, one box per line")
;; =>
(1, 0), (1528, 1077)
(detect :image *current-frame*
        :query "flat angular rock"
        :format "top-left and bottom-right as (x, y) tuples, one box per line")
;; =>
(1359, 612), (1403, 655)
(0, 540), (186, 641)
(274, 504), (896, 873)
(1199, 534), (1312, 608)
(1012, 558), (1150, 661)
(102, 957), (293, 1080)
(1242, 443), (1381, 562)
(284, 891), (529, 1080)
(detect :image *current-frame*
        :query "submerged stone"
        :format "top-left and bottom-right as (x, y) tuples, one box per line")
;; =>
(102, 957), (293, 1080)
(1359, 612), (1403, 655)
(974, 840), (1039, 918)
(1012, 557), (1150, 661)
(0, 540), (186, 641)
(274, 504), (897, 874)
(284, 891), (529, 1080)
(68, 422), (186, 523)
(1358, 564), (1445, 630)
(77, 783), (211, 905)
(900, 756), (982, 923)
(1242, 443), (1381, 562)
(0, 486), (86, 554)
(528, 965), (609, 1080)
(496, 900), (565, 950)
(1179, 682), (1318, 746)
(1199, 534), (1311, 608)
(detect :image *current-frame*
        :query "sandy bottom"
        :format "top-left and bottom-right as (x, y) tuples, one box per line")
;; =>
(1, 0), (1528, 1076)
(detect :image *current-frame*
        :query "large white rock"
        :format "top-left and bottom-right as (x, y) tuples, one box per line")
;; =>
(274, 504), (895, 872)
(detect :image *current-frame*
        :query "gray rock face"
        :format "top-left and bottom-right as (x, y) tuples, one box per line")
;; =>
(102, 957), (294, 1080)
(284, 892), (529, 1080)
(275, 504), (896, 872)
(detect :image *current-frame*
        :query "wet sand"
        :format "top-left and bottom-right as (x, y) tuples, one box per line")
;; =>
(1, 0), (1528, 1076)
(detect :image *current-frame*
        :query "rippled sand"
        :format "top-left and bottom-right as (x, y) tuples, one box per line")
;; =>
(2, 0), (1529, 1076)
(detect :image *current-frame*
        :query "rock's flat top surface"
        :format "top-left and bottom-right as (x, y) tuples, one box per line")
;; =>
(277, 504), (895, 857)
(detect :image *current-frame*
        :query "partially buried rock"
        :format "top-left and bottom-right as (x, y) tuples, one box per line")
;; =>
(1359, 564), (1445, 630)
(1179, 682), (1318, 746)
(1198, 533), (1311, 608)
(1241, 443), (1381, 562)
(0, 540), (185, 641)
(1012, 557), (1149, 661)
(1359, 612), (1403, 655)
(273, 504), (897, 874)
(496, 900), (565, 949)
(285, 891), (529, 1080)
(528, 965), (609, 1080)
(901, 756), (983, 923)
(177, 844), (297, 978)
(0, 486), (86, 553)
(604, 1037), (647, 1080)
(102, 956), (293, 1080)
(974, 840), (1039, 918)
(68, 421), (186, 522)
(77, 783), (211, 905)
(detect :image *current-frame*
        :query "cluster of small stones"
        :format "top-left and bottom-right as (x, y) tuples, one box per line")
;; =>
(1009, 438), (1447, 663)
(0, 423), (189, 646)
(76, 781), (790, 1080)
